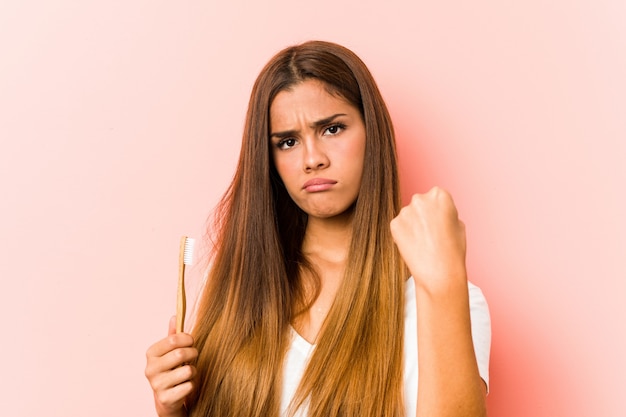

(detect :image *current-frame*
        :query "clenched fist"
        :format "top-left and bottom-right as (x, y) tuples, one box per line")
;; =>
(390, 187), (467, 292)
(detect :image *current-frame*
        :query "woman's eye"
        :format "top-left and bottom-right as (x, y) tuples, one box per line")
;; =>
(324, 123), (345, 135)
(278, 138), (297, 149)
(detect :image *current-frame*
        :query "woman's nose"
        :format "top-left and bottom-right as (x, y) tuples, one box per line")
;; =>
(303, 139), (330, 171)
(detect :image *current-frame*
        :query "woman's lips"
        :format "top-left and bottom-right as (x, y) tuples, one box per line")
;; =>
(302, 178), (338, 192)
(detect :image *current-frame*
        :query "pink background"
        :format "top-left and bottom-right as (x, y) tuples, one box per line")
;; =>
(1, 1), (624, 416)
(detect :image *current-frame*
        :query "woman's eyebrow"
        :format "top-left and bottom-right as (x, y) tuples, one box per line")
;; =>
(270, 113), (347, 139)
(309, 113), (347, 129)
(270, 129), (298, 140)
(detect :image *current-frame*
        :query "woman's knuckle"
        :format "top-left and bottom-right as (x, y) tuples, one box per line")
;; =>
(148, 374), (162, 391)
(390, 217), (403, 235)
(144, 365), (153, 379)
(156, 390), (170, 405)
(183, 364), (194, 379)
(167, 335), (178, 349)
(174, 348), (187, 361)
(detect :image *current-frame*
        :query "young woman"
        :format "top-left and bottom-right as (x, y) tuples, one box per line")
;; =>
(145, 40), (491, 417)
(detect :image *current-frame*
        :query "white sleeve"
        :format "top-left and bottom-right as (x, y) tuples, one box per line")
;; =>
(468, 281), (491, 392)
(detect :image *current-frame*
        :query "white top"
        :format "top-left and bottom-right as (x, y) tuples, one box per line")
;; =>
(280, 278), (491, 417)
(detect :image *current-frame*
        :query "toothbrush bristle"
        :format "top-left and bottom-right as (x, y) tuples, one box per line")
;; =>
(183, 237), (195, 265)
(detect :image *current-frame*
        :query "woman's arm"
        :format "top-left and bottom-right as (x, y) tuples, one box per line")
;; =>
(391, 187), (487, 417)
(412, 276), (487, 417)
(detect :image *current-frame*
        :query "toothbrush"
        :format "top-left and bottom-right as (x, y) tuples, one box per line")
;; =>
(176, 236), (195, 333)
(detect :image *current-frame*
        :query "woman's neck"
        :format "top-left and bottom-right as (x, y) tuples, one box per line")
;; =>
(302, 212), (353, 265)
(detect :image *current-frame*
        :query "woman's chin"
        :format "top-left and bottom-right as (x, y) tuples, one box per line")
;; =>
(305, 205), (355, 222)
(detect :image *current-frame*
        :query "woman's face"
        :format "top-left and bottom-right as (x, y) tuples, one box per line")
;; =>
(270, 79), (366, 220)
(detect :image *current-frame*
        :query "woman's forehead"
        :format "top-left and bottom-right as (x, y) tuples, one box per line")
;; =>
(270, 81), (357, 128)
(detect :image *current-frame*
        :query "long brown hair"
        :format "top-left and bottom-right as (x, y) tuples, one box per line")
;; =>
(189, 40), (406, 417)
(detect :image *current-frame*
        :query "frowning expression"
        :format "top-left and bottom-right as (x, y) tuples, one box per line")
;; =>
(270, 80), (366, 220)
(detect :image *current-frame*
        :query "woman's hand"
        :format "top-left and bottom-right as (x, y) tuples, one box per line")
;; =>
(145, 316), (198, 417)
(390, 186), (467, 291)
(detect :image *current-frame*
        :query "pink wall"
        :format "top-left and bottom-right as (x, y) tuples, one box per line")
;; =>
(1, 1), (624, 416)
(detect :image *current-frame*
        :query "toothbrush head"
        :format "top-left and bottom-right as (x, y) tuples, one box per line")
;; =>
(183, 237), (195, 265)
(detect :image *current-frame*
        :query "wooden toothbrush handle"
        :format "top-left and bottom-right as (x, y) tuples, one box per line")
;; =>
(176, 236), (187, 333)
